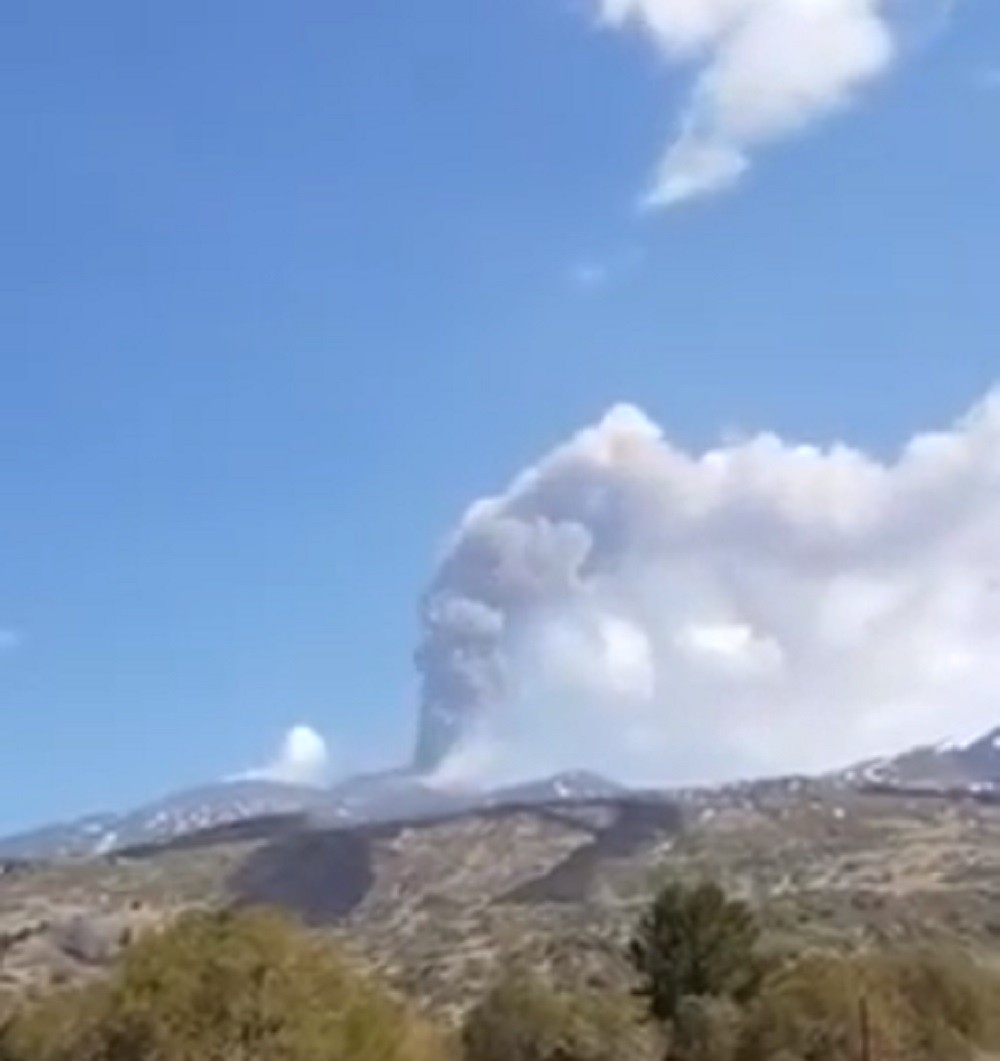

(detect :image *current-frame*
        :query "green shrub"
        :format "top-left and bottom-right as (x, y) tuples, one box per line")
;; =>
(669, 996), (742, 1061)
(1, 907), (444, 1061)
(875, 947), (1000, 1061)
(737, 946), (1000, 1061)
(737, 952), (898, 1061)
(462, 967), (651, 1061)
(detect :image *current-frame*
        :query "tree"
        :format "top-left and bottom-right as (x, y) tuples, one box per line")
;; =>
(629, 882), (763, 1029)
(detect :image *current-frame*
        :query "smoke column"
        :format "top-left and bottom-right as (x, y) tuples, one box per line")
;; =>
(414, 395), (1000, 786)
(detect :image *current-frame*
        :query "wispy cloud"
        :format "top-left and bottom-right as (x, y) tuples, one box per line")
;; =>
(568, 246), (643, 292)
(592, 0), (914, 206)
(571, 262), (612, 290)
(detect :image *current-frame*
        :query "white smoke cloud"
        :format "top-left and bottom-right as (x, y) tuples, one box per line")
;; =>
(595, 0), (903, 205)
(244, 725), (332, 786)
(417, 391), (1000, 787)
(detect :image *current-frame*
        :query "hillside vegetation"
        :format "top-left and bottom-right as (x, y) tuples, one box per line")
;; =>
(3, 881), (1000, 1061)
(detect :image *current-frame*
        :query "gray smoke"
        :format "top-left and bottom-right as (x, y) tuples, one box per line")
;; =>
(414, 395), (1000, 788)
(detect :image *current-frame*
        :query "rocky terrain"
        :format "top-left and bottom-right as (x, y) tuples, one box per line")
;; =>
(4, 776), (1000, 1019)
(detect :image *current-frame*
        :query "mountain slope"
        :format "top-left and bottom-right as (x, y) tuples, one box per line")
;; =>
(842, 727), (1000, 790)
(0, 770), (627, 861)
(4, 780), (1000, 1015)
(16, 714), (1000, 865)
(0, 780), (327, 860)
(486, 770), (627, 806)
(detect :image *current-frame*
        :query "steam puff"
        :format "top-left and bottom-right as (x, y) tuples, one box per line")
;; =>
(245, 725), (331, 786)
(597, 0), (897, 204)
(416, 393), (1000, 786)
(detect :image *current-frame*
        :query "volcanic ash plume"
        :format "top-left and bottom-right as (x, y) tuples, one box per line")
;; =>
(414, 395), (1000, 788)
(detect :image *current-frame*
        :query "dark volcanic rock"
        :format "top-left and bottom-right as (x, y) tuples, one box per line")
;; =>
(505, 798), (683, 904)
(230, 830), (375, 925)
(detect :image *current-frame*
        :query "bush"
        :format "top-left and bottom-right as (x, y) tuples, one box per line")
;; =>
(669, 996), (742, 1061)
(462, 967), (651, 1061)
(737, 947), (1000, 1061)
(0, 907), (445, 1061)
(736, 952), (898, 1061)
(876, 947), (1000, 1061)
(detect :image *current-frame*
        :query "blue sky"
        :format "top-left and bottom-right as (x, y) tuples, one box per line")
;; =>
(1, 0), (998, 832)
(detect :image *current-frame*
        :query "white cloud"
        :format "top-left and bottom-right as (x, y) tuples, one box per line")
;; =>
(243, 725), (332, 786)
(417, 389), (1000, 787)
(594, 0), (902, 205)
